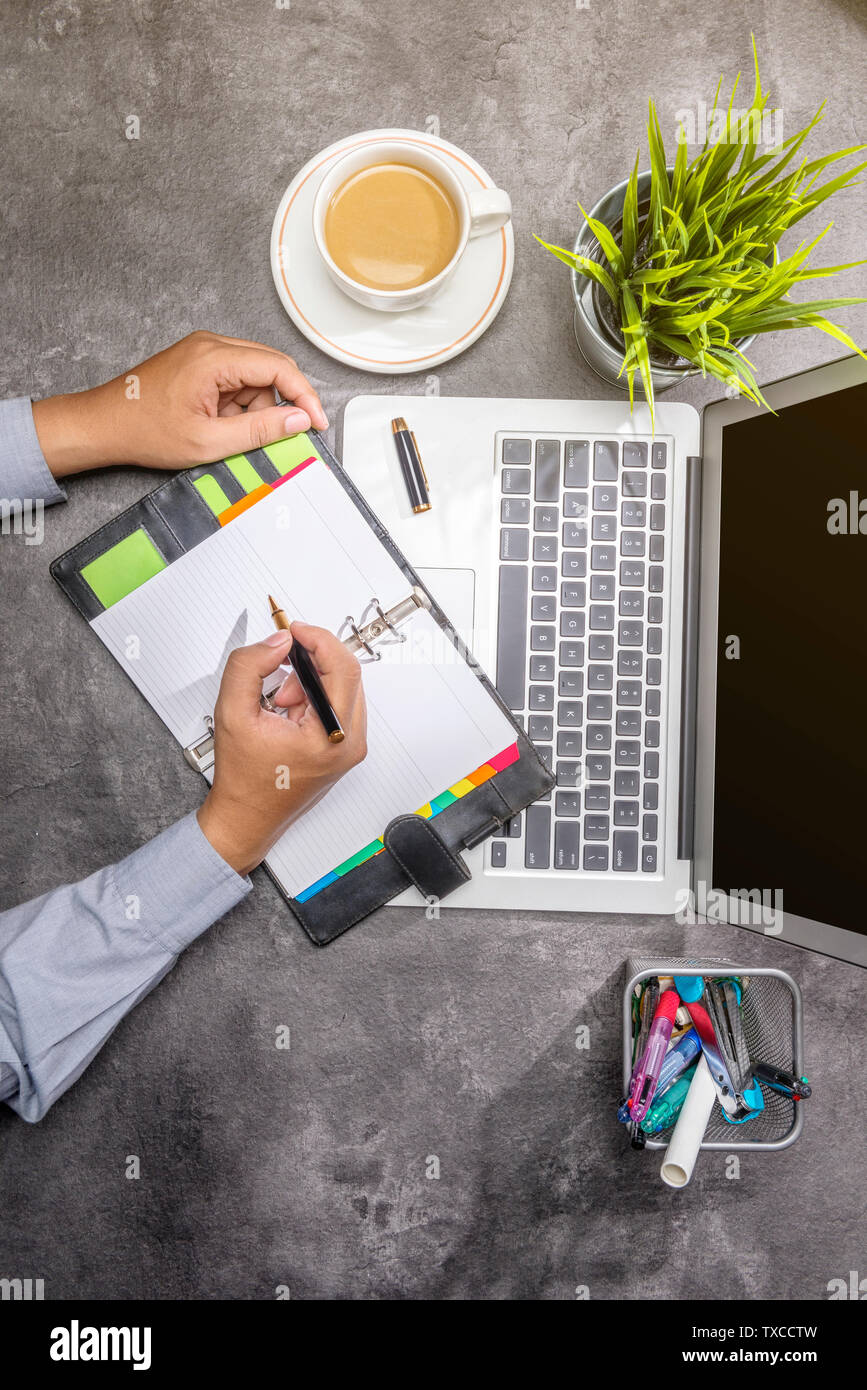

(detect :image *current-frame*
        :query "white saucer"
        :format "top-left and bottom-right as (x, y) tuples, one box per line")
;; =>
(270, 129), (515, 375)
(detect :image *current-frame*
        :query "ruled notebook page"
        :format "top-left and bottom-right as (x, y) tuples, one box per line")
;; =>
(92, 459), (514, 897)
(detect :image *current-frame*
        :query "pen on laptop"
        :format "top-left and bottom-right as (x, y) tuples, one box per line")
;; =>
(391, 417), (431, 513)
(267, 595), (345, 744)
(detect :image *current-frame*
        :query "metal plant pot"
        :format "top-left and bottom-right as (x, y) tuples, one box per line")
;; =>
(570, 169), (753, 393)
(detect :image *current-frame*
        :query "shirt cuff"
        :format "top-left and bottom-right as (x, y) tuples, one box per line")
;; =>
(0, 398), (67, 508)
(110, 812), (253, 955)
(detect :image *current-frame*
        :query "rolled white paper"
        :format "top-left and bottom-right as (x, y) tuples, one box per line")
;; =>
(660, 1053), (716, 1189)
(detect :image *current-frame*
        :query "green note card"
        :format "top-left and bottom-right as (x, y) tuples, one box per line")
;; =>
(264, 433), (322, 475)
(193, 473), (232, 515)
(224, 452), (263, 494)
(80, 528), (167, 608)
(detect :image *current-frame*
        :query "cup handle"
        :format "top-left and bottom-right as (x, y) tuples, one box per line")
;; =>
(467, 187), (512, 239)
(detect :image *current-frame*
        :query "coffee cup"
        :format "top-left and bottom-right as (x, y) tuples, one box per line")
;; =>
(312, 138), (511, 312)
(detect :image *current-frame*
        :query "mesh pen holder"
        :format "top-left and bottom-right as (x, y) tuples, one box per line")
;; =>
(623, 956), (805, 1152)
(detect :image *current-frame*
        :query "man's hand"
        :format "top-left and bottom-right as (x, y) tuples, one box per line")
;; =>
(32, 330), (328, 478)
(196, 623), (367, 877)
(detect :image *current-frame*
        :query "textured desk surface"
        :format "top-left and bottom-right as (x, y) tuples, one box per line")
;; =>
(1, 0), (865, 1300)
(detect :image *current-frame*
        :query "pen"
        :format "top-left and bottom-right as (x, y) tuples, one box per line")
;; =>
(639, 1065), (698, 1135)
(267, 595), (345, 744)
(626, 989), (681, 1123)
(752, 1063), (812, 1100)
(391, 417), (431, 513)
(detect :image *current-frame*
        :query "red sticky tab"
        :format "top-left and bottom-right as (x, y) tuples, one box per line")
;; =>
(488, 743), (520, 773)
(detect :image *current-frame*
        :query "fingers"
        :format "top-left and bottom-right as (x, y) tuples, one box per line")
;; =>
(203, 402), (312, 457)
(216, 631), (294, 724)
(205, 341), (329, 430)
(287, 621), (363, 720)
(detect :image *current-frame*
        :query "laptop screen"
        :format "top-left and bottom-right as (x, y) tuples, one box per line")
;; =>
(712, 379), (867, 940)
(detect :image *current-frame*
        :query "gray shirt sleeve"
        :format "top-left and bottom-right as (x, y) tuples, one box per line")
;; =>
(0, 397), (68, 508)
(0, 813), (252, 1121)
(0, 396), (252, 1120)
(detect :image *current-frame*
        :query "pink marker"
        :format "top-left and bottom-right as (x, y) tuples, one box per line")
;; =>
(628, 990), (681, 1123)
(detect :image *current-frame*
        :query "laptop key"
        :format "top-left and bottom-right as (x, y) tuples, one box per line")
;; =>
(590, 575), (615, 600)
(647, 658), (662, 686)
(496, 565), (527, 709)
(649, 534), (665, 562)
(642, 845), (658, 872)
(537, 745), (553, 771)
(584, 785), (610, 811)
(502, 467), (531, 493)
(613, 830), (639, 871)
(491, 841), (507, 867)
(590, 604), (614, 630)
(614, 801), (639, 826)
(647, 627), (663, 654)
(616, 711), (641, 736)
(617, 679), (642, 706)
(622, 472), (647, 497)
(558, 672), (584, 697)
(561, 581), (586, 607)
(591, 545), (616, 570)
(528, 714), (553, 740)
(645, 721), (660, 748)
(646, 689), (661, 716)
(501, 496), (530, 523)
(588, 664), (613, 690)
(531, 595), (556, 621)
(619, 621), (643, 648)
(535, 440), (561, 501)
(622, 441), (647, 468)
(532, 566), (557, 591)
(530, 685), (554, 710)
(503, 438), (532, 465)
(561, 553), (587, 580)
(615, 741), (641, 766)
(531, 625), (556, 650)
(586, 724), (612, 751)
(557, 700), (583, 726)
(524, 805), (551, 868)
(651, 442), (667, 468)
(621, 532), (646, 556)
(585, 815), (610, 840)
(564, 440), (589, 487)
(501, 528), (529, 561)
(587, 693), (612, 719)
(650, 503), (666, 531)
(555, 820), (581, 868)
(621, 501), (646, 527)
(651, 473), (666, 499)
(588, 634), (613, 659)
(593, 485), (617, 512)
(643, 813), (658, 841)
(591, 515), (616, 541)
(584, 846), (609, 871)
(618, 651), (642, 676)
(594, 441), (619, 480)
(534, 505), (559, 531)
(560, 611), (585, 638)
(643, 782), (659, 809)
(563, 521), (587, 548)
(649, 565), (664, 593)
(508, 815), (522, 837)
(585, 755), (611, 780)
(619, 593), (644, 616)
(648, 595), (663, 623)
(533, 536), (558, 562)
(564, 491), (588, 518)
(615, 769), (639, 795)
(557, 761), (581, 788)
(560, 641), (585, 667)
(556, 790), (581, 816)
(620, 561), (645, 586)
(557, 730), (582, 757)
(644, 752), (659, 778)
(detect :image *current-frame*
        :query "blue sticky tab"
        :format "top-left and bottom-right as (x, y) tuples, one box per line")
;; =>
(296, 871), (339, 903)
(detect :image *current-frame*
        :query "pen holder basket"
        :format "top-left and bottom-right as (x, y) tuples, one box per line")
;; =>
(623, 957), (805, 1152)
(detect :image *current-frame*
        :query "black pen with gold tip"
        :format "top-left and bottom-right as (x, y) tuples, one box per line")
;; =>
(268, 595), (345, 743)
(391, 417), (431, 513)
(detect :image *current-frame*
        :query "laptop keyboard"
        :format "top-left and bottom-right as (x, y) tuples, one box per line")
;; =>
(493, 433), (670, 875)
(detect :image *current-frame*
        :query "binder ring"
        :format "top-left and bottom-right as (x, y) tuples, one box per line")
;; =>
(346, 614), (381, 660)
(371, 599), (407, 644)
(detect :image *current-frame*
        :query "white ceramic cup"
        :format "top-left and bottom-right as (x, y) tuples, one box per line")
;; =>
(312, 138), (511, 312)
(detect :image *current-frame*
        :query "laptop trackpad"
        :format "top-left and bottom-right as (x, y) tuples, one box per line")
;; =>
(416, 567), (476, 644)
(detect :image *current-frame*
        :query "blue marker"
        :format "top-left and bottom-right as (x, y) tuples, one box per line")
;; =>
(656, 1027), (701, 1094)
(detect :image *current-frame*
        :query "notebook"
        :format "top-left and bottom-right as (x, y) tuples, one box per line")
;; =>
(51, 430), (552, 943)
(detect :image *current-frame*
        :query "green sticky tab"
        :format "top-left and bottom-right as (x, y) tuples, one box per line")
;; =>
(432, 790), (457, 812)
(193, 474), (232, 516)
(224, 453), (263, 494)
(263, 433), (322, 475)
(335, 839), (383, 876)
(81, 529), (167, 608)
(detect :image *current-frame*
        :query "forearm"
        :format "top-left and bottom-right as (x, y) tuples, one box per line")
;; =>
(0, 812), (251, 1121)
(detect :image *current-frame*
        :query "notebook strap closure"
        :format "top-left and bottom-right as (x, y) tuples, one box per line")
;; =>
(383, 814), (471, 902)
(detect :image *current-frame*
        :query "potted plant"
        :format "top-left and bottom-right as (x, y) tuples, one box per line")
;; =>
(537, 39), (867, 421)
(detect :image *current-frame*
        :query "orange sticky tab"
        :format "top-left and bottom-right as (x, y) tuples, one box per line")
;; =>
(468, 764), (496, 787)
(218, 482), (272, 526)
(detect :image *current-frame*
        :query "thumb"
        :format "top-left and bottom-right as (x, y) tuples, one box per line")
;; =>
(203, 405), (312, 459)
(217, 631), (294, 720)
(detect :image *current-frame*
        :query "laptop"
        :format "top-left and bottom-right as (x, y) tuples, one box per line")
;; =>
(342, 353), (867, 967)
